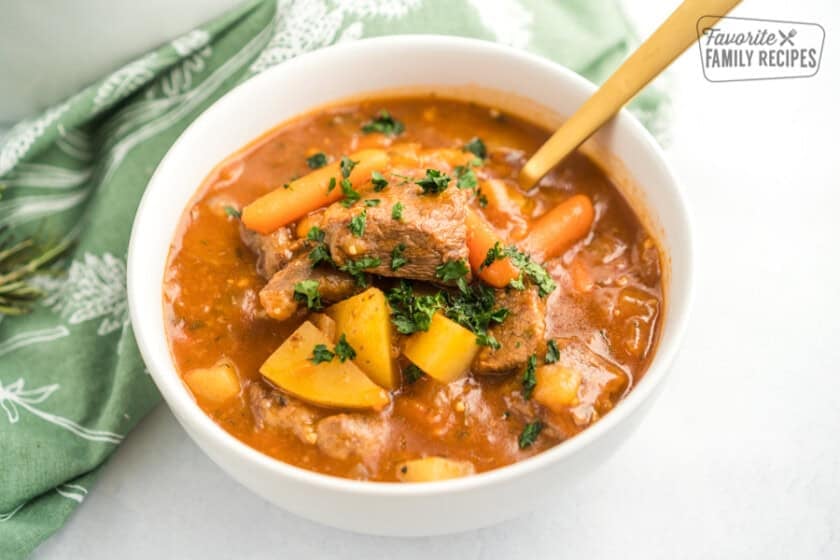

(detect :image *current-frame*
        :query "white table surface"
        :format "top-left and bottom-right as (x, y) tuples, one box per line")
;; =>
(33, 1), (840, 558)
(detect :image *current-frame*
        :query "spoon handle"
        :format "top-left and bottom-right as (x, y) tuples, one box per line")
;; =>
(519, 0), (741, 188)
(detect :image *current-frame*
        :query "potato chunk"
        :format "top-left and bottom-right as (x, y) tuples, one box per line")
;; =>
(326, 287), (396, 389)
(396, 457), (476, 482)
(260, 321), (389, 410)
(403, 313), (478, 383)
(534, 363), (582, 411)
(184, 360), (241, 405)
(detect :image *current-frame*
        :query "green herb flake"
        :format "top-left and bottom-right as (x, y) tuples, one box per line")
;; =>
(443, 283), (508, 349)
(282, 183), (290, 190)
(463, 137), (487, 160)
(391, 201), (404, 221)
(477, 190), (488, 208)
(310, 344), (335, 364)
(223, 206), (241, 219)
(415, 169), (451, 195)
(387, 281), (445, 335)
(308, 244), (333, 267)
(361, 110), (405, 136)
(340, 255), (381, 286)
(521, 354), (538, 399)
(349, 209), (367, 238)
(293, 279), (322, 310)
(435, 259), (469, 292)
(480, 241), (504, 270)
(340, 156), (358, 179)
(306, 226), (325, 242)
(340, 178), (361, 207)
(518, 420), (543, 449)
(371, 170), (389, 192)
(327, 176), (337, 193)
(454, 165), (478, 190)
(363, 199), (381, 207)
(403, 363), (424, 384)
(334, 333), (357, 362)
(390, 243), (408, 271)
(504, 246), (556, 297)
(545, 340), (560, 364)
(306, 226), (333, 267)
(306, 152), (328, 169)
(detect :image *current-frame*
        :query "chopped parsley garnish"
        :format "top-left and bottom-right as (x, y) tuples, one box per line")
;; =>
(310, 344), (335, 364)
(309, 244), (333, 267)
(480, 242), (504, 270)
(391, 201), (404, 221)
(310, 336), (355, 364)
(306, 152), (328, 169)
(463, 137), (487, 159)
(223, 206), (241, 219)
(477, 189), (488, 208)
(415, 169), (451, 195)
(306, 226), (333, 267)
(390, 243), (408, 271)
(521, 353), (537, 399)
(387, 280), (444, 335)
(435, 259), (469, 292)
(403, 364), (424, 384)
(334, 333), (356, 362)
(518, 420), (543, 449)
(363, 199), (380, 207)
(293, 279), (322, 310)
(340, 156), (358, 179)
(454, 165), (478, 190)
(327, 176), (337, 193)
(340, 178), (361, 207)
(282, 183), (290, 190)
(443, 283), (508, 348)
(340, 255), (381, 286)
(306, 226), (325, 242)
(504, 246), (556, 297)
(361, 110), (405, 136)
(545, 340), (560, 364)
(349, 209), (367, 237)
(371, 171), (388, 191)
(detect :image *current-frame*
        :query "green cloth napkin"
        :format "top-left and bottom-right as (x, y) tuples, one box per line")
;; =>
(0, 0), (666, 556)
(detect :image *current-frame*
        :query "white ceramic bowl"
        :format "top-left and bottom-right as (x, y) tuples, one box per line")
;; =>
(128, 35), (693, 536)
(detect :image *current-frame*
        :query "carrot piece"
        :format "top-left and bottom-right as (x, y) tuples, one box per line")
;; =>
(465, 209), (519, 288)
(523, 194), (594, 260)
(241, 149), (389, 234)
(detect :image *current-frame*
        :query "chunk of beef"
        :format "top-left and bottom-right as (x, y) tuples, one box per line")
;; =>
(320, 186), (471, 284)
(248, 383), (320, 444)
(316, 413), (389, 473)
(259, 255), (359, 321)
(240, 223), (306, 279)
(473, 286), (546, 374)
(503, 338), (629, 438)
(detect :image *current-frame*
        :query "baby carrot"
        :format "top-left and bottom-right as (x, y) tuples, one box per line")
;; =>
(242, 149), (389, 234)
(465, 209), (520, 288)
(522, 194), (594, 260)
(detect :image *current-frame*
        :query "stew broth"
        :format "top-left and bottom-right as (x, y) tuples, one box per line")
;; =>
(164, 96), (663, 481)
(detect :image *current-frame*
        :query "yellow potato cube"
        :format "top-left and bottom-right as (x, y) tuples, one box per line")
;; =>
(403, 313), (478, 383)
(183, 360), (241, 405)
(260, 321), (389, 410)
(534, 363), (582, 411)
(326, 287), (397, 389)
(396, 457), (476, 482)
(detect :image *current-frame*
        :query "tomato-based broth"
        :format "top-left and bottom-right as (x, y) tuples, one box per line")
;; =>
(164, 96), (664, 482)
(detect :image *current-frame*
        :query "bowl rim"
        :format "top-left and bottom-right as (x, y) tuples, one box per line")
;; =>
(128, 34), (694, 497)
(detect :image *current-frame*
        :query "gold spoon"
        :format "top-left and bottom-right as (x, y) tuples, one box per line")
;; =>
(519, 0), (742, 188)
